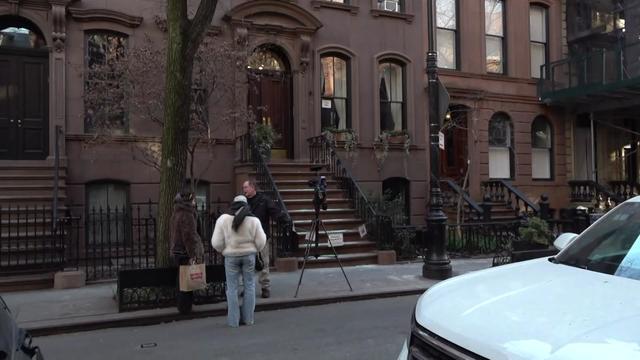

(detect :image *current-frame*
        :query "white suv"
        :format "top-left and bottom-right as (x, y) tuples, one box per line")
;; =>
(399, 197), (640, 360)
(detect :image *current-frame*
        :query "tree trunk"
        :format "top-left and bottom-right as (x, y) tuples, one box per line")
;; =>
(156, 0), (218, 267)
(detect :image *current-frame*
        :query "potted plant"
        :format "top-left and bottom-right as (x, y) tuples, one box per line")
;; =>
(515, 216), (553, 251)
(322, 127), (359, 155)
(254, 123), (281, 161)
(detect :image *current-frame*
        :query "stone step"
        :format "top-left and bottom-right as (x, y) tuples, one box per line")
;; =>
(267, 171), (333, 181)
(289, 208), (358, 221)
(0, 272), (54, 292)
(293, 240), (377, 257)
(275, 179), (339, 190)
(294, 229), (363, 242)
(0, 166), (66, 177)
(0, 174), (66, 186)
(279, 188), (346, 200)
(296, 252), (378, 269)
(284, 198), (352, 210)
(292, 218), (364, 232)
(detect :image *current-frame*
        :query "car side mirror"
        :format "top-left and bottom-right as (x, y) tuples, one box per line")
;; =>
(554, 233), (578, 251)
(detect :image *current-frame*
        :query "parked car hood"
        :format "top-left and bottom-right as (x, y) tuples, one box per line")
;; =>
(416, 258), (640, 360)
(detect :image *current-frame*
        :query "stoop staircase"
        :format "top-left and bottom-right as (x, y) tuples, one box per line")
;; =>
(0, 162), (68, 291)
(256, 161), (378, 268)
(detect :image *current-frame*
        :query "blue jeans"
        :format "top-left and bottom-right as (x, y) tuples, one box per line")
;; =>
(224, 254), (256, 327)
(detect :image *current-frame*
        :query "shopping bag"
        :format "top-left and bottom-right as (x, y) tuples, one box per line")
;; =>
(179, 263), (207, 291)
(255, 252), (264, 272)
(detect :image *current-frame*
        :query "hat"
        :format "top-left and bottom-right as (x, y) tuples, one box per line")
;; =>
(233, 195), (248, 204)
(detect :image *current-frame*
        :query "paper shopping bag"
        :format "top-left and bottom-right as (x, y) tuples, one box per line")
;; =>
(179, 263), (207, 291)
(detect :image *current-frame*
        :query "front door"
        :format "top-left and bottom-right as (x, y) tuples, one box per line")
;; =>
(440, 110), (468, 182)
(0, 50), (48, 160)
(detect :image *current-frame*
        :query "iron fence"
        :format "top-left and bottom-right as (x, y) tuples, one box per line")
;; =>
(445, 221), (521, 257)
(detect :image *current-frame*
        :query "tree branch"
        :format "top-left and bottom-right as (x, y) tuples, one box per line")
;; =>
(186, 0), (218, 60)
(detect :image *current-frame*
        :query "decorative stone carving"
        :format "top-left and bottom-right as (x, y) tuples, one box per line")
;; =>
(51, 3), (66, 52)
(299, 34), (310, 74)
(235, 26), (248, 47)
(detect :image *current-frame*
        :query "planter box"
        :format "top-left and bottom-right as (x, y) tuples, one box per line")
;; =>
(387, 135), (407, 144)
(377, 250), (397, 265)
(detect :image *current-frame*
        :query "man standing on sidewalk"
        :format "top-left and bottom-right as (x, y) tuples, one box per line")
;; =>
(243, 180), (281, 298)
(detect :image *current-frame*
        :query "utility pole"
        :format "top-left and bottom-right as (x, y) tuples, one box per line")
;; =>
(423, 0), (452, 280)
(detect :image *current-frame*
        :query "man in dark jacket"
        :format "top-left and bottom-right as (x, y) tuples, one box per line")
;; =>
(243, 180), (281, 298)
(169, 191), (204, 314)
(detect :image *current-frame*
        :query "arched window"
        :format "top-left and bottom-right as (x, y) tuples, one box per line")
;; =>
(84, 31), (129, 134)
(488, 112), (514, 179)
(247, 47), (287, 72)
(382, 177), (410, 225)
(86, 181), (130, 244)
(531, 116), (553, 179)
(0, 16), (46, 49)
(379, 60), (405, 132)
(321, 54), (350, 130)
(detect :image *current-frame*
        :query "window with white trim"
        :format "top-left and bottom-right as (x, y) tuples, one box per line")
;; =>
(530, 5), (548, 78)
(531, 116), (553, 179)
(321, 54), (351, 130)
(485, 0), (505, 74)
(489, 113), (514, 179)
(436, 0), (458, 69)
(379, 61), (405, 132)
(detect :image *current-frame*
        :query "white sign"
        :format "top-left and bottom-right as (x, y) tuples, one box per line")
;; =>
(358, 224), (367, 238)
(328, 233), (344, 247)
(322, 99), (332, 109)
(305, 231), (311, 241)
(438, 131), (445, 150)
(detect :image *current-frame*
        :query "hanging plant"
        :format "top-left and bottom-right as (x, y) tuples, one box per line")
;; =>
(322, 127), (359, 155)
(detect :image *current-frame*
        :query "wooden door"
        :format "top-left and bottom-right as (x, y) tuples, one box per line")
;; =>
(0, 51), (48, 160)
(248, 71), (292, 157)
(440, 126), (468, 182)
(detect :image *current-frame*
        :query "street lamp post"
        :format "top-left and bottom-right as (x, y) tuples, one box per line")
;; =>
(423, 0), (452, 280)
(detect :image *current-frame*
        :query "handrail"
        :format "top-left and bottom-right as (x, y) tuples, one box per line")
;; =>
(608, 181), (640, 201)
(482, 180), (540, 216)
(237, 133), (295, 257)
(440, 178), (484, 218)
(308, 135), (392, 248)
(52, 125), (63, 233)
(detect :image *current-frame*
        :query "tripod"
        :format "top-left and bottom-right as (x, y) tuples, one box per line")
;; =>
(294, 198), (353, 298)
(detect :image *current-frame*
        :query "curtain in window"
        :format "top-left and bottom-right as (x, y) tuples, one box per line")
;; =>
(379, 62), (404, 132)
(489, 113), (513, 178)
(532, 117), (552, 179)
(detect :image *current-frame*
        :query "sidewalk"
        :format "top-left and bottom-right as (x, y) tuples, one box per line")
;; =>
(2, 258), (492, 336)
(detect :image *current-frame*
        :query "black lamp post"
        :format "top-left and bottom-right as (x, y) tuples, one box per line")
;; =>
(423, 0), (452, 280)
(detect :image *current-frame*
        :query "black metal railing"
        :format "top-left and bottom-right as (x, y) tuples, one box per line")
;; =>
(445, 221), (521, 257)
(481, 180), (539, 217)
(440, 179), (484, 221)
(308, 135), (392, 249)
(0, 205), (72, 274)
(52, 125), (63, 232)
(569, 180), (622, 208)
(236, 133), (295, 259)
(539, 42), (640, 102)
(609, 181), (640, 202)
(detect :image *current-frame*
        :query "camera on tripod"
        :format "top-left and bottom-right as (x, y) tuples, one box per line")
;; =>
(308, 165), (328, 211)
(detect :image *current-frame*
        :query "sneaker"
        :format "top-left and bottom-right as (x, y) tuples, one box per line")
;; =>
(261, 288), (270, 298)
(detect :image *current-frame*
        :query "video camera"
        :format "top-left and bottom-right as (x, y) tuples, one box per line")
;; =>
(308, 165), (328, 212)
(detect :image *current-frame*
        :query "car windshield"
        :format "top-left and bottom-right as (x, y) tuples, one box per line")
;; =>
(555, 202), (640, 281)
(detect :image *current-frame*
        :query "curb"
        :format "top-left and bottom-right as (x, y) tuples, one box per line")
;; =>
(29, 288), (427, 337)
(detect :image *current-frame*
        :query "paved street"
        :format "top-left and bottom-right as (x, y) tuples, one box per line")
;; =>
(36, 295), (418, 360)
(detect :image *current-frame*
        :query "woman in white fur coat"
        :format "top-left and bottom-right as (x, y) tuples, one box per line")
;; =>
(212, 195), (266, 327)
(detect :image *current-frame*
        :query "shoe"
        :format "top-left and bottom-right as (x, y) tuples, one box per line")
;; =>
(261, 288), (270, 298)
(239, 290), (244, 297)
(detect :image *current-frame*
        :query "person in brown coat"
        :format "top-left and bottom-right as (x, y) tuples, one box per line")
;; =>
(169, 191), (204, 314)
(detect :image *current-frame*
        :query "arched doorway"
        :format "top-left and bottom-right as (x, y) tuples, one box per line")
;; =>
(440, 104), (469, 182)
(0, 16), (49, 160)
(247, 45), (293, 159)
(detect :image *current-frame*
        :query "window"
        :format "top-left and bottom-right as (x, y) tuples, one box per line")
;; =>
(531, 116), (552, 179)
(436, 0), (458, 69)
(530, 5), (548, 78)
(485, 0), (505, 74)
(488, 113), (514, 178)
(184, 180), (210, 210)
(0, 18), (46, 49)
(86, 182), (130, 244)
(321, 55), (350, 130)
(378, 0), (402, 12)
(84, 31), (128, 134)
(379, 61), (405, 132)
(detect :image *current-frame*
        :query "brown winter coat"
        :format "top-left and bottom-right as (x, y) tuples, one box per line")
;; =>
(169, 203), (204, 262)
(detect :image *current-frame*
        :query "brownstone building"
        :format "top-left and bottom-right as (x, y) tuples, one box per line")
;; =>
(0, 0), (571, 277)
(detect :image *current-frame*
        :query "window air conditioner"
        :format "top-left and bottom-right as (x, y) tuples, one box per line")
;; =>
(382, 0), (399, 12)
